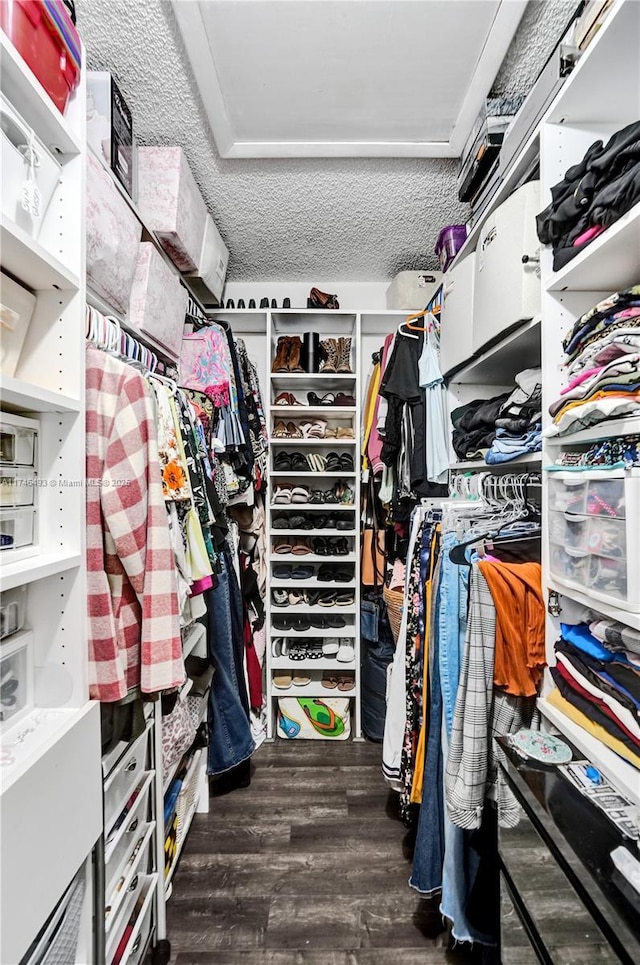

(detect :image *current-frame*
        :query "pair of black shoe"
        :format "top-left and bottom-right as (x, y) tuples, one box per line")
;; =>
(273, 614), (346, 631)
(222, 297), (291, 309)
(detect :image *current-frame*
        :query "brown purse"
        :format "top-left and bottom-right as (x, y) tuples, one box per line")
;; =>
(361, 476), (386, 587)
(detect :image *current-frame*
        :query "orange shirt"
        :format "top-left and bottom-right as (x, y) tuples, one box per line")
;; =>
(477, 561), (545, 698)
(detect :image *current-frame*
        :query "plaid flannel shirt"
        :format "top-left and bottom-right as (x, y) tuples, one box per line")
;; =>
(445, 567), (536, 830)
(86, 346), (184, 701)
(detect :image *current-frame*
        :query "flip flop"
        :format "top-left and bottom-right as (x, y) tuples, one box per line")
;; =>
(273, 672), (293, 689)
(299, 698), (345, 737)
(292, 674), (312, 686)
(321, 675), (339, 689)
(335, 592), (355, 605)
(318, 591), (337, 606)
(338, 453), (355, 472)
(337, 675), (355, 692)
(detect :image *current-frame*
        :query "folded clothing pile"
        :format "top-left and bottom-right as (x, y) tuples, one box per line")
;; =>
(548, 621), (640, 768)
(546, 286), (640, 437)
(451, 368), (541, 463)
(537, 120), (640, 272)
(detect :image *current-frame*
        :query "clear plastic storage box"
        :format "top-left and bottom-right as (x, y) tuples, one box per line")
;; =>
(0, 585), (27, 640)
(0, 628), (34, 731)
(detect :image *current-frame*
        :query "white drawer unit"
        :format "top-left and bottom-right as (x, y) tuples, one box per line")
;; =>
(472, 180), (541, 354)
(105, 821), (155, 936)
(103, 724), (151, 836)
(106, 872), (157, 965)
(439, 251), (476, 377)
(546, 469), (640, 612)
(105, 771), (154, 893)
(0, 413), (38, 466)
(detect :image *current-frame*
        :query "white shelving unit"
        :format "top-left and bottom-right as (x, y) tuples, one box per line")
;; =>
(265, 311), (362, 740)
(0, 38), (102, 965)
(538, 0), (640, 802)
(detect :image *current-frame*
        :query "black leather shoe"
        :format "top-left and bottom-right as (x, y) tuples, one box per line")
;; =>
(248, 299), (256, 309)
(237, 299), (245, 309)
(283, 297), (291, 308)
(271, 298), (278, 309)
(210, 758), (251, 796)
(260, 297), (269, 308)
(226, 298), (235, 309)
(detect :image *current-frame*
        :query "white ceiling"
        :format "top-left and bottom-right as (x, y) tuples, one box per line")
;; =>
(78, 0), (576, 281)
(172, 0), (527, 158)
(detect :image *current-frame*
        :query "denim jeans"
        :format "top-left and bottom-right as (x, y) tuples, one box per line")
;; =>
(409, 578), (445, 895)
(439, 533), (469, 740)
(206, 548), (255, 775)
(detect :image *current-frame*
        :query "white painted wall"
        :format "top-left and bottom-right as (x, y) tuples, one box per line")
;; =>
(222, 281), (390, 311)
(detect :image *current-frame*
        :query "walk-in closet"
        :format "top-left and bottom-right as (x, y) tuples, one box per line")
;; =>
(1, 1), (639, 963)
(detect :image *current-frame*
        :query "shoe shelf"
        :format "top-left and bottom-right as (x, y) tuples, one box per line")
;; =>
(269, 552), (357, 563)
(271, 682), (357, 698)
(271, 656), (356, 671)
(266, 312), (363, 739)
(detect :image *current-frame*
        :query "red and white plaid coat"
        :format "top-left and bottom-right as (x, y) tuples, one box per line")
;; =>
(86, 345), (184, 701)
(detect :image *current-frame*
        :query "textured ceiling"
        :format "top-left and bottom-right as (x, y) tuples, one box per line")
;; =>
(78, 0), (576, 282)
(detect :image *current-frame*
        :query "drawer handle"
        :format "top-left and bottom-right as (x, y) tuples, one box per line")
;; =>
(128, 874), (139, 893)
(127, 817), (139, 834)
(125, 757), (137, 772)
(131, 935), (142, 954)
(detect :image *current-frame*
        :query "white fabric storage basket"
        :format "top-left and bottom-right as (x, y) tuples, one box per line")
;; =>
(546, 468), (640, 612)
(386, 270), (442, 311)
(127, 242), (189, 358)
(0, 271), (36, 378)
(137, 146), (207, 273)
(0, 94), (61, 241)
(439, 252), (476, 377)
(186, 214), (229, 304)
(472, 180), (541, 354)
(86, 150), (142, 314)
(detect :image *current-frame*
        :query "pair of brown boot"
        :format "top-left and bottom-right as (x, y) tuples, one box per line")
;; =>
(320, 337), (352, 373)
(272, 335), (304, 373)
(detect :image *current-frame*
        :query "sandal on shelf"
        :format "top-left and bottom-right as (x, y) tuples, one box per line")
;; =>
(273, 486), (293, 504)
(307, 453), (327, 472)
(291, 565), (314, 580)
(289, 514), (311, 530)
(274, 391), (302, 406)
(307, 391), (335, 406)
(325, 426), (338, 438)
(274, 452), (292, 471)
(292, 674), (312, 686)
(291, 539), (313, 556)
(271, 638), (285, 657)
(301, 420), (326, 438)
(286, 421), (303, 438)
(306, 589), (321, 606)
(336, 426), (355, 439)
(308, 490), (324, 504)
(272, 589), (289, 606)
(338, 453), (355, 472)
(291, 486), (310, 503)
(321, 675), (339, 689)
(324, 487), (339, 504)
(325, 451), (341, 472)
(324, 614), (346, 628)
(337, 675), (355, 692)
(290, 452), (310, 472)
(272, 515), (290, 529)
(313, 536), (328, 556)
(273, 564), (293, 579)
(273, 538), (293, 555)
(334, 568), (354, 583)
(273, 672), (293, 689)
(337, 641), (355, 663)
(330, 537), (349, 557)
(318, 590), (337, 607)
(273, 421), (289, 438)
(333, 393), (356, 407)
(322, 639), (340, 656)
(288, 590), (305, 605)
(335, 592), (355, 606)
(336, 516), (354, 531)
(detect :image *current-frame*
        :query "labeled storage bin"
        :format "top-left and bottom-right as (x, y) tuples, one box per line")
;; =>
(439, 251), (476, 377)
(0, 467), (37, 506)
(546, 469), (640, 611)
(1, 94), (61, 239)
(0, 412), (37, 465)
(472, 180), (541, 354)
(0, 628), (34, 731)
(0, 275), (36, 378)
(0, 1), (81, 115)
(185, 213), (229, 304)
(435, 224), (468, 272)
(86, 149), (142, 315)
(0, 506), (36, 550)
(127, 242), (189, 358)
(137, 146), (207, 273)
(0, 584), (27, 639)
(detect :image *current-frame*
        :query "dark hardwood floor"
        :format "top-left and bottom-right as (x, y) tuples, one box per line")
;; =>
(165, 739), (484, 964)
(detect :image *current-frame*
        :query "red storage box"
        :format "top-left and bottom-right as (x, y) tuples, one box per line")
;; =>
(1, 1), (81, 115)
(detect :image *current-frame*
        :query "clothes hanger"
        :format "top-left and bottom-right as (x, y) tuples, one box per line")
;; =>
(448, 474), (538, 565)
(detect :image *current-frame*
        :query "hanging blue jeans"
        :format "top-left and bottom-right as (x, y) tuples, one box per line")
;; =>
(409, 575), (445, 895)
(206, 548), (255, 775)
(438, 532), (469, 739)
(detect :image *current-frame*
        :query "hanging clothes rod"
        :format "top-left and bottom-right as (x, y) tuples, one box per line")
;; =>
(86, 287), (174, 368)
(86, 301), (159, 373)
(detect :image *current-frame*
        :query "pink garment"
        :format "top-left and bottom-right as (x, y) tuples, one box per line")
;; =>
(573, 225), (605, 247)
(180, 325), (231, 393)
(367, 332), (395, 474)
(189, 575), (214, 596)
(561, 366), (605, 395)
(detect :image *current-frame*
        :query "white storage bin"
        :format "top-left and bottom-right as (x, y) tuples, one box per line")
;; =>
(105, 772), (154, 897)
(0, 507), (36, 551)
(0, 272), (36, 379)
(185, 213), (229, 304)
(0, 629), (34, 731)
(0, 585), (27, 640)
(86, 149), (142, 315)
(137, 146), (207, 273)
(546, 469), (640, 611)
(0, 467), (37, 507)
(0, 412), (38, 466)
(439, 252), (476, 376)
(127, 242), (189, 358)
(472, 180), (541, 354)
(103, 725), (151, 835)
(386, 270), (442, 311)
(0, 94), (61, 241)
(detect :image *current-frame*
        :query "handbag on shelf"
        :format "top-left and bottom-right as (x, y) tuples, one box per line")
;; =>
(361, 475), (386, 587)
